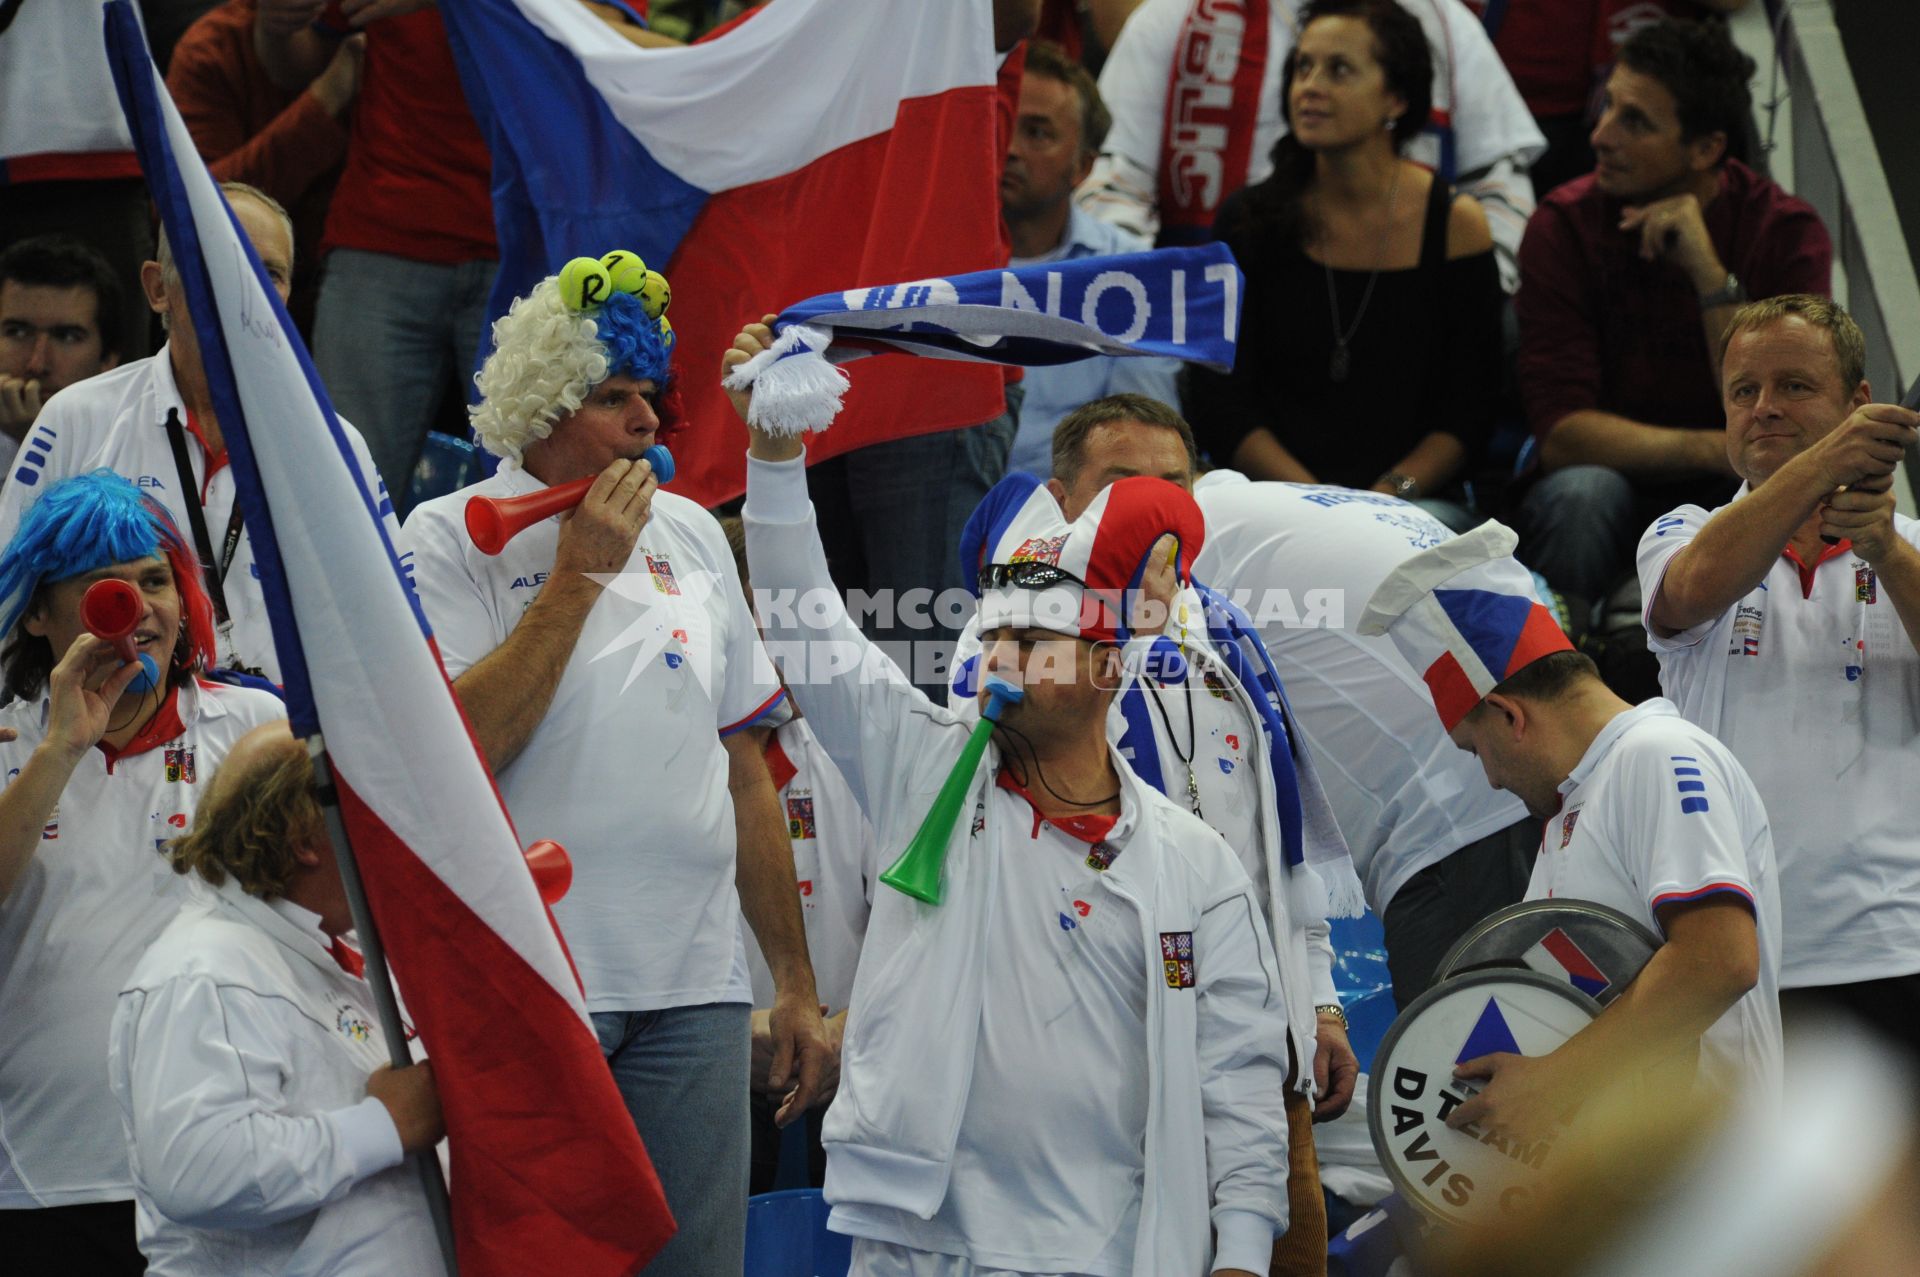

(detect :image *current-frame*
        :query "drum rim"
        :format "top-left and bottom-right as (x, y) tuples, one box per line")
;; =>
(1366, 966), (1599, 1227)
(1432, 897), (1664, 992)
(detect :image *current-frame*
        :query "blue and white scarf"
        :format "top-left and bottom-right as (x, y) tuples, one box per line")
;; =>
(722, 243), (1244, 435)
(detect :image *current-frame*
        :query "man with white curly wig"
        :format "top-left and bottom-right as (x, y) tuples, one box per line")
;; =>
(399, 255), (829, 1276)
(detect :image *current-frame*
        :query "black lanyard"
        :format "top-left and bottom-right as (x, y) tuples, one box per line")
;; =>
(162, 407), (245, 625)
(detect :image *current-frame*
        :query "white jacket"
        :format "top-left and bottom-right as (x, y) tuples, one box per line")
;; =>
(951, 594), (1352, 1093)
(744, 453), (1290, 1275)
(109, 877), (442, 1276)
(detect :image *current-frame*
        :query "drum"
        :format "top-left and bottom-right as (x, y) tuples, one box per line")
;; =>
(1367, 969), (1597, 1227)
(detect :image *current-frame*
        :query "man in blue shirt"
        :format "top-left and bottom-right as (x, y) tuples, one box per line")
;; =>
(1005, 40), (1180, 479)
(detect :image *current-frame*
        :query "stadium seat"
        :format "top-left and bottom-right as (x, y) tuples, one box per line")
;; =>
(744, 1188), (852, 1277)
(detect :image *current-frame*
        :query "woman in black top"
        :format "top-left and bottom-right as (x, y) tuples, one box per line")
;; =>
(1188, 0), (1503, 528)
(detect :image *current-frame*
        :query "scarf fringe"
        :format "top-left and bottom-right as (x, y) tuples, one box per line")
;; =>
(721, 323), (848, 436)
(1319, 865), (1368, 921)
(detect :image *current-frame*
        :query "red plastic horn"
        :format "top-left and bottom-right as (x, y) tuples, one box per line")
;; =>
(81, 578), (162, 694)
(467, 476), (593, 555)
(81, 578), (144, 661)
(465, 444), (674, 556)
(524, 839), (573, 905)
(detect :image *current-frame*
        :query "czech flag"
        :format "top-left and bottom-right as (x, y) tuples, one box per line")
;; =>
(1522, 927), (1612, 1000)
(102, 6), (673, 1273)
(440, 0), (1012, 506)
(1356, 521), (1573, 733)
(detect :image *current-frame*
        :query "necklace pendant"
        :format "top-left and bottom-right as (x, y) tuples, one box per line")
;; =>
(1185, 768), (1203, 819)
(1329, 344), (1351, 382)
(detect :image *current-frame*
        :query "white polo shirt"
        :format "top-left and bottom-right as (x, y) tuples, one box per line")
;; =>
(1, 347), (399, 682)
(1529, 699), (1783, 1100)
(1638, 495), (1920, 987)
(0, 678), (287, 1208)
(746, 717), (878, 1014)
(1194, 478), (1531, 914)
(401, 463), (788, 1012)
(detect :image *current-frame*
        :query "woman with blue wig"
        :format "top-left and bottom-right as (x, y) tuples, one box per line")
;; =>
(0, 471), (286, 1272)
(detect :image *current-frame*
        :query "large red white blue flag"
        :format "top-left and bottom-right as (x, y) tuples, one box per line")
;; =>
(101, 6), (673, 1273)
(440, 0), (1011, 506)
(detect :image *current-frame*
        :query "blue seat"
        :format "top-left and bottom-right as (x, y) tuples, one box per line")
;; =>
(744, 1188), (851, 1277)
(1328, 1195), (1416, 1277)
(1329, 911), (1394, 1073)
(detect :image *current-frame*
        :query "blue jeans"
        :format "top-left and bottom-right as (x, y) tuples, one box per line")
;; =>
(592, 1004), (751, 1276)
(1514, 464), (1639, 604)
(311, 248), (497, 515)
(1381, 815), (1540, 1009)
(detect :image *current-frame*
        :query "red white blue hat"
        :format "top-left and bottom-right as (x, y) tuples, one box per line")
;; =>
(977, 476), (1204, 644)
(1356, 522), (1573, 731)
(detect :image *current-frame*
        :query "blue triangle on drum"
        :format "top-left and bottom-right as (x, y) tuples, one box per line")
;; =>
(1456, 997), (1523, 1063)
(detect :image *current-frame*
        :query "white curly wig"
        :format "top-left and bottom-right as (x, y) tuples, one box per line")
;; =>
(469, 276), (613, 462)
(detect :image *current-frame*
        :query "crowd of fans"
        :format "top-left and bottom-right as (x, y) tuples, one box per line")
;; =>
(2, 0), (1916, 1275)
(0, 0), (1822, 620)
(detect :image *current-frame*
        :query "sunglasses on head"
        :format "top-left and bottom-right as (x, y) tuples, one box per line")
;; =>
(979, 561), (1083, 592)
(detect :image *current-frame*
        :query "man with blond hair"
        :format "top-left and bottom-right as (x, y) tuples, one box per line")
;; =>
(110, 721), (443, 1275)
(0, 180), (398, 682)
(1638, 293), (1920, 1053)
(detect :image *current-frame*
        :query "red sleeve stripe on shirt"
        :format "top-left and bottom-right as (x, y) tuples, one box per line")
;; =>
(719, 688), (789, 737)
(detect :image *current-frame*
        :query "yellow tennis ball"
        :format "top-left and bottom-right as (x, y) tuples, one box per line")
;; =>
(638, 270), (672, 319)
(657, 316), (674, 348)
(557, 257), (613, 310)
(600, 249), (648, 295)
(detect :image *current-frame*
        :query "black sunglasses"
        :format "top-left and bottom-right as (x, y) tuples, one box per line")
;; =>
(979, 561), (1083, 592)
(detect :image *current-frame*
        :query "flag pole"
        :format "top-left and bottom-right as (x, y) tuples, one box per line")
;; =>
(306, 733), (460, 1277)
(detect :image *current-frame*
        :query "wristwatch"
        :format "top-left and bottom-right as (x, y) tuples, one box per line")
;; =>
(1378, 472), (1420, 501)
(1698, 272), (1746, 308)
(1315, 1003), (1349, 1029)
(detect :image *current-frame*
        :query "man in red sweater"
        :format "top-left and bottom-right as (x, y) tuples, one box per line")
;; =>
(168, 0), (362, 337)
(1511, 17), (1829, 607)
(254, 0), (497, 513)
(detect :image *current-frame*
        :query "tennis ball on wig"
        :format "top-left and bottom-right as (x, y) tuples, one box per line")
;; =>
(600, 249), (649, 295)
(638, 270), (672, 319)
(557, 257), (614, 311)
(657, 316), (675, 349)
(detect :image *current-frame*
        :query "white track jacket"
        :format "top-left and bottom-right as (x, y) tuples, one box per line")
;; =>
(744, 452), (1290, 1276)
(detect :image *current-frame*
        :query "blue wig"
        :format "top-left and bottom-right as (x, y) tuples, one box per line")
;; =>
(0, 471), (217, 671)
(593, 291), (673, 389)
